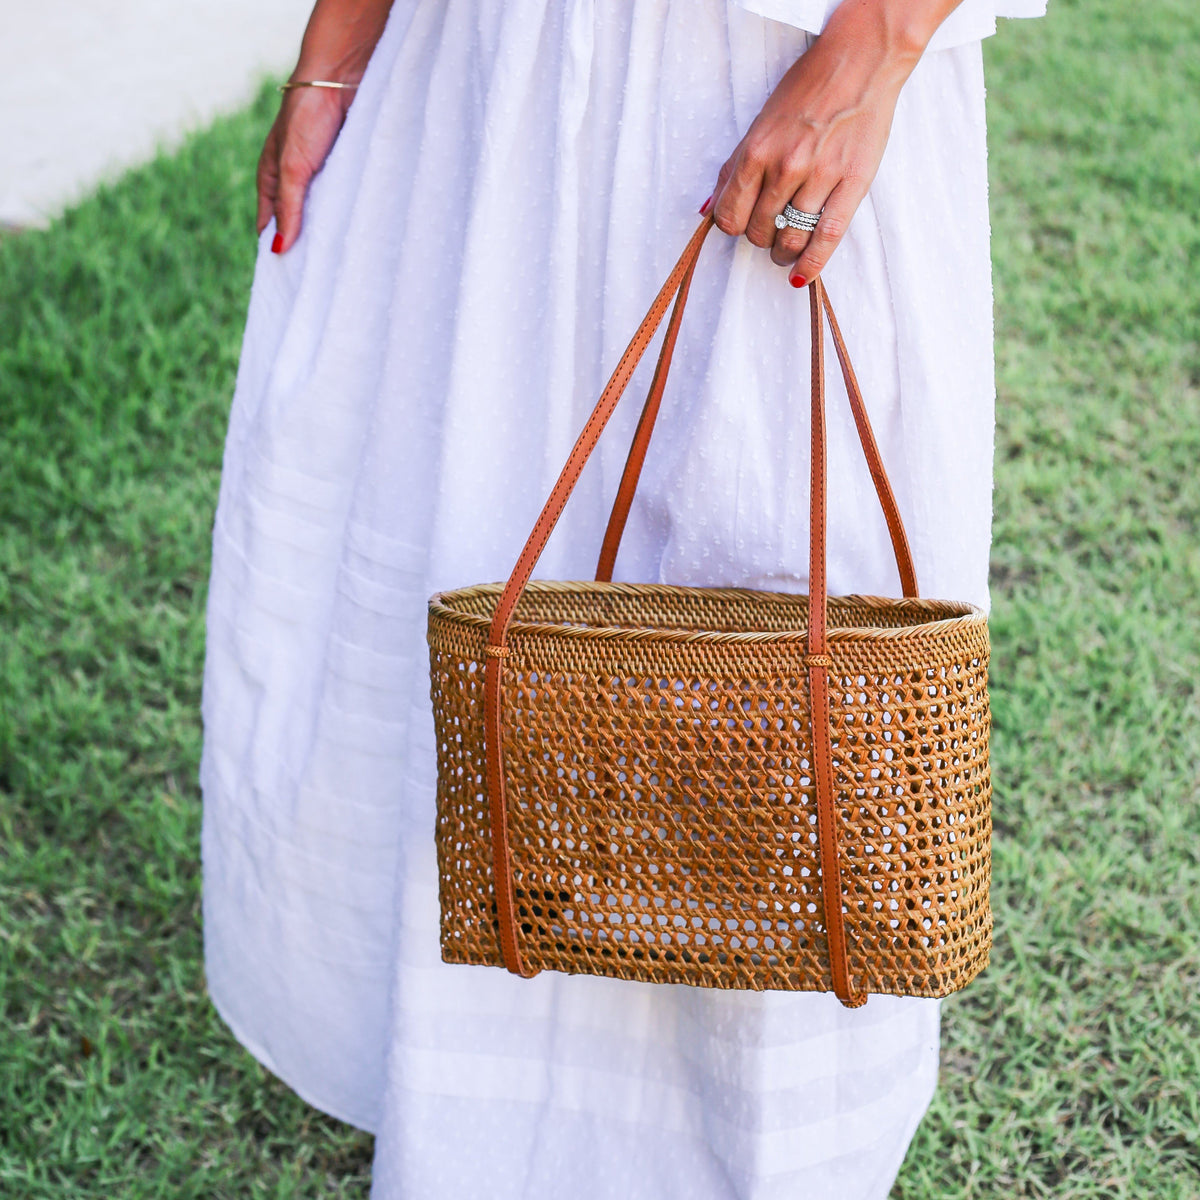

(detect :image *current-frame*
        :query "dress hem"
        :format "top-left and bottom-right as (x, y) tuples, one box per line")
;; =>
(206, 977), (379, 1136)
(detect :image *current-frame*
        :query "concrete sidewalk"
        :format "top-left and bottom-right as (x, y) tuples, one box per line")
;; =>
(3, 0), (313, 228)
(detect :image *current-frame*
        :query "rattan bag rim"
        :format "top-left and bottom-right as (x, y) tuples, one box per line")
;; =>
(429, 580), (987, 646)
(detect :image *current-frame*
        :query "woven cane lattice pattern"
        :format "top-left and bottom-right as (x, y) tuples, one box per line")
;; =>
(429, 581), (991, 997)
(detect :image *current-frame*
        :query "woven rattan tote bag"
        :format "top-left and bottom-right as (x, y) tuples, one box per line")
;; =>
(427, 213), (992, 1007)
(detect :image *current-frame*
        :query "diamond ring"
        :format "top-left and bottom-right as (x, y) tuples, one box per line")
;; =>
(775, 203), (821, 232)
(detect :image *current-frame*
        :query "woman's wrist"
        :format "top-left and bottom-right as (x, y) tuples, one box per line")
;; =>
(817, 0), (966, 92)
(292, 0), (395, 87)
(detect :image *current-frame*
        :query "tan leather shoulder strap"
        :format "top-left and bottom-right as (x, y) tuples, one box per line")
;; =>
(595, 239), (699, 581)
(807, 279), (865, 1007)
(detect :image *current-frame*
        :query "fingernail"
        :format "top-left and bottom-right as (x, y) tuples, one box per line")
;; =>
(271, 232), (284, 254)
(789, 273), (807, 288)
(699, 194), (713, 215)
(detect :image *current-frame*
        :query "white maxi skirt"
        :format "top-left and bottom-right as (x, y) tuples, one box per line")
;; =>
(200, 0), (1034, 1195)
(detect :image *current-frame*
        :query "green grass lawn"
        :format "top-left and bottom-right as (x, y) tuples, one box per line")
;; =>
(2, 0), (1197, 1194)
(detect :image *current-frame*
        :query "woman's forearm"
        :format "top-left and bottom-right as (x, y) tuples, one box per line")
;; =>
(816, 0), (968, 88)
(291, 0), (396, 85)
(878, 0), (970, 53)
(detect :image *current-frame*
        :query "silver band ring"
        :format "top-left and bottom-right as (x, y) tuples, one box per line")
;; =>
(775, 203), (821, 232)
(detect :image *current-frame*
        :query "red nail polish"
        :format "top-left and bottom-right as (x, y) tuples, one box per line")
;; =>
(790, 273), (807, 288)
(699, 194), (713, 215)
(271, 232), (284, 254)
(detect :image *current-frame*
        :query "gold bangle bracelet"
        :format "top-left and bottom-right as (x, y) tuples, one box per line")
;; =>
(278, 80), (359, 92)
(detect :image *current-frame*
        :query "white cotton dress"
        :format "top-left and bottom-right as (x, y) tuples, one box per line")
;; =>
(199, 1), (1043, 1196)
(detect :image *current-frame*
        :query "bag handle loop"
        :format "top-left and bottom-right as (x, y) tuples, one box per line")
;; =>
(594, 233), (917, 597)
(482, 213), (912, 1006)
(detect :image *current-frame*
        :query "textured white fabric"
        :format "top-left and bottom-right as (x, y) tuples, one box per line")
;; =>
(200, 0), (1019, 1195)
(731, 0), (1046, 52)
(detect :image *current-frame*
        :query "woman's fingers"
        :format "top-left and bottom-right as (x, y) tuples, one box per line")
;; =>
(767, 176), (834, 268)
(787, 177), (866, 285)
(709, 150), (765, 243)
(709, 156), (865, 286)
(740, 150), (804, 250)
(272, 141), (311, 254)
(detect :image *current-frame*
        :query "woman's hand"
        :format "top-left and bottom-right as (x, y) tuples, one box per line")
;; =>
(703, 0), (962, 285)
(258, 87), (356, 252)
(258, 0), (394, 253)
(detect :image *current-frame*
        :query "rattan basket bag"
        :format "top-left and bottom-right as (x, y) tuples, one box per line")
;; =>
(427, 213), (992, 1008)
